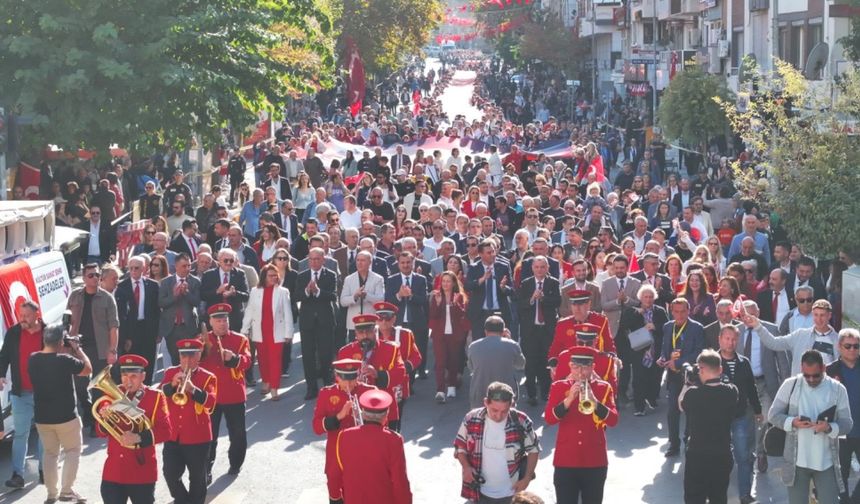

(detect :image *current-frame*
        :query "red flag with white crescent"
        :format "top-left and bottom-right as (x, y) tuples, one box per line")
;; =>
(345, 37), (365, 118)
(16, 162), (41, 200)
(412, 89), (422, 116)
(0, 260), (39, 330)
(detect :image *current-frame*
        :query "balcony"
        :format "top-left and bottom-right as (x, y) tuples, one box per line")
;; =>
(670, 0), (701, 15)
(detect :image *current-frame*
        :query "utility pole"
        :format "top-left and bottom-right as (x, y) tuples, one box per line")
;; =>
(652, 0), (658, 123)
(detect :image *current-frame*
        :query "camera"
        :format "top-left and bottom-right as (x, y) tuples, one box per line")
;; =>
(683, 362), (701, 386)
(61, 310), (80, 348)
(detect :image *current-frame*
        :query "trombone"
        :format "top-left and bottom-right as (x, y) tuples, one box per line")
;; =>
(172, 367), (192, 406)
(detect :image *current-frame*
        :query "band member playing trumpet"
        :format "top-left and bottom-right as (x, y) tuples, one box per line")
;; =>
(97, 354), (172, 504)
(199, 303), (251, 484)
(545, 346), (618, 504)
(373, 302), (422, 428)
(313, 359), (378, 504)
(336, 314), (407, 432)
(550, 323), (619, 392)
(161, 339), (217, 504)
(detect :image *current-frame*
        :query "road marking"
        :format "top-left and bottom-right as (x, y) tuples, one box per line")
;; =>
(295, 487), (330, 504)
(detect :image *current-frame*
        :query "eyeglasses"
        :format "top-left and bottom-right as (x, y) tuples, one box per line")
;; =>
(844, 344), (860, 350)
(797, 298), (813, 304)
(743, 269), (755, 273)
(802, 373), (822, 379)
(222, 259), (235, 264)
(86, 272), (101, 278)
(90, 212), (101, 216)
(467, 243), (478, 248)
(432, 226), (444, 230)
(274, 256), (288, 261)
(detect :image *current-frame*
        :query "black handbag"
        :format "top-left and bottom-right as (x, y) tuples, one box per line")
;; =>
(763, 377), (799, 457)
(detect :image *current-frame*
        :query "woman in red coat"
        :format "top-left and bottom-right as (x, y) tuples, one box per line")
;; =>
(428, 272), (470, 404)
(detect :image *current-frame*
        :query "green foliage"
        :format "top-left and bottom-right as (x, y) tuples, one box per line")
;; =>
(838, 0), (860, 64)
(657, 66), (733, 147)
(341, 0), (444, 75)
(0, 0), (336, 155)
(516, 17), (590, 76)
(718, 61), (860, 257)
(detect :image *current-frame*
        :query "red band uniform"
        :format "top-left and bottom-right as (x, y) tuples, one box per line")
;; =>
(545, 347), (619, 504)
(161, 339), (218, 504)
(374, 302), (422, 431)
(313, 359), (378, 504)
(551, 324), (619, 391)
(548, 290), (615, 363)
(198, 304), (251, 481)
(336, 314), (406, 430)
(333, 390), (412, 504)
(98, 354), (173, 504)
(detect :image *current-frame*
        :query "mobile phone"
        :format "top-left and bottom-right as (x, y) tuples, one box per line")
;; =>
(799, 416), (811, 422)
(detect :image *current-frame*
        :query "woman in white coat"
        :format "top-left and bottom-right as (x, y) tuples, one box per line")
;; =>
(241, 263), (294, 400)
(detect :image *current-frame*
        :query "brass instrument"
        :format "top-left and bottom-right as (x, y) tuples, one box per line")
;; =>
(88, 366), (152, 448)
(172, 367), (193, 406)
(349, 391), (363, 426)
(578, 379), (596, 415)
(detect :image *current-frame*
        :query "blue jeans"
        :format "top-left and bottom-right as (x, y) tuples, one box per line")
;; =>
(731, 412), (755, 498)
(11, 392), (43, 476)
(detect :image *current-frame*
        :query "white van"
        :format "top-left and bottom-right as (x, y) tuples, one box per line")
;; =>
(0, 201), (73, 436)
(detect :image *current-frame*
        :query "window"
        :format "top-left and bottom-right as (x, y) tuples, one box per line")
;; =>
(732, 30), (745, 70)
(644, 21), (655, 45)
(790, 25), (803, 69)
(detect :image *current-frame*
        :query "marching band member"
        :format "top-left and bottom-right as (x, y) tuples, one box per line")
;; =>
(333, 390), (412, 504)
(373, 302), (422, 424)
(336, 314), (407, 432)
(313, 359), (378, 504)
(161, 339), (217, 504)
(548, 290), (615, 363)
(551, 323), (619, 392)
(97, 354), (172, 504)
(545, 346), (618, 504)
(199, 303), (251, 483)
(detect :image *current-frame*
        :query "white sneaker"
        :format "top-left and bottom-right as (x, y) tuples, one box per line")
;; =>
(447, 386), (456, 398)
(435, 391), (446, 403)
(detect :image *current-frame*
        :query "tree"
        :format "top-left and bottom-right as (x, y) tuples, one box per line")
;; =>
(340, 0), (444, 75)
(516, 16), (590, 77)
(718, 61), (860, 257)
(0, 0), (336, 155)
(838, 0), (860, 63)
(657, 66), (734, 148)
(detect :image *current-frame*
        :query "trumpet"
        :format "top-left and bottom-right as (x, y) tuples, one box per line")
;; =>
(88, 365), (152, 449)
(349, 391), (363, 426)
(172, 367), (193, 406)
(578, 379), (596, 415)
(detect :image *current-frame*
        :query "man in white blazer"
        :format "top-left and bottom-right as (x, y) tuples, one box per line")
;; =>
(340, 250), (385, 342)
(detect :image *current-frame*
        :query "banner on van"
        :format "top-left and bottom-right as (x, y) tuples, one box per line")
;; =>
(0, 260), (39, 329)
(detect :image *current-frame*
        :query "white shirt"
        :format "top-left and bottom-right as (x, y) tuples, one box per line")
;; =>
(270, 177), (282, 200)
(793, 379), (834, 471)
(744, 327), (764, 377)
(480, 417), (515, 498)
(444, 303), (453, 334)
(774, 290), (790, 326)
(631, 232), (647, 254)
(340, 208), (362, 229)
(88, 220), (101, 257)
(307, 269), (323, 298)
(133, 278), (145, 320)
(483, 263), (499, 310)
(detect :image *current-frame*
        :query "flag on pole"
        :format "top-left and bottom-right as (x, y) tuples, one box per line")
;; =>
(16, 162), (41, 199)
(345, 37), (365, 118)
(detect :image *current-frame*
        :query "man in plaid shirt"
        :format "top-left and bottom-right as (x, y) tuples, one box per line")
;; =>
(454, 382), (541, 503)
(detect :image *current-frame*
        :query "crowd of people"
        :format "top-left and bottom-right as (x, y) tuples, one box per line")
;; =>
(3, 51), (857, 504)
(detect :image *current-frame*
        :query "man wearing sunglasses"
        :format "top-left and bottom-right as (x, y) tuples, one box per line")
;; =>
(78, 207), (115, 266)
(779, 285), (816, 334)
(825, 329), (860, 503)
(767, 349), (852, 504)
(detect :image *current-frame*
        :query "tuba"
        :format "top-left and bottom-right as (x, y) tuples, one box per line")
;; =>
(578, 379), (596, 415)
(88, 365), (152, 448)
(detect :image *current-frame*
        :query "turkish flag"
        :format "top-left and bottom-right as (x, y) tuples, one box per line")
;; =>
(16, 162), (41, 200)
(0, 260), (39, 330)
(412, 89), (422, 116)
(345, 37), (365, 119)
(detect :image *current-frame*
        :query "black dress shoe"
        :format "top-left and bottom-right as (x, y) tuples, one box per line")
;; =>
(227, 466), (241, 475)
(304, 390), (318, 400)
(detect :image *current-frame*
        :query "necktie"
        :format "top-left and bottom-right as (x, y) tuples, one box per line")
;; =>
(314, 270), (319, 283)
(175, 279), (185, 324)
(744, 328), (753, 357)
(648, 276), (654, 286)
(403, 276), (410, 322)
(485, 267), (495, 310)
(536, 280), (544, 324)
(133, 280), (141, 319)
(189, 237), (197, 260)
(349, 250), (356, 274)
(619, 277), (625, 291)
(772, 291), (779, 320)
(223, 272), (229, 285)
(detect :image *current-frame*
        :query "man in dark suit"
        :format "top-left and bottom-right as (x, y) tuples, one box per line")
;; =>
(385, 241), (431, 280)
(291, 219), (318, 262)
(296, 247), (338, 399)
(787, 256), (827, 301)
(261, 162), (293, 202)
(223, 225), (260, 272)
(390, 145), (411, 174)
(703, 299), (740, 350)
(518, 238), (561, 283)
(659, 298), (705, 457)
(273, 200), (299, 245)
(169, 219), (202, 260)
(757, 268), (796, 324)
(670, 178), (693, 214)
(517, 256), (560, 404)
(159, 253), (203, 365)
(78, 207), (116, 265)
(632, 253), (674, 309)
(384, 251), (430, 377)
(201, 249), (250, 332)
(465, 241), (514, 340)
(115, 255), (161, 383)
